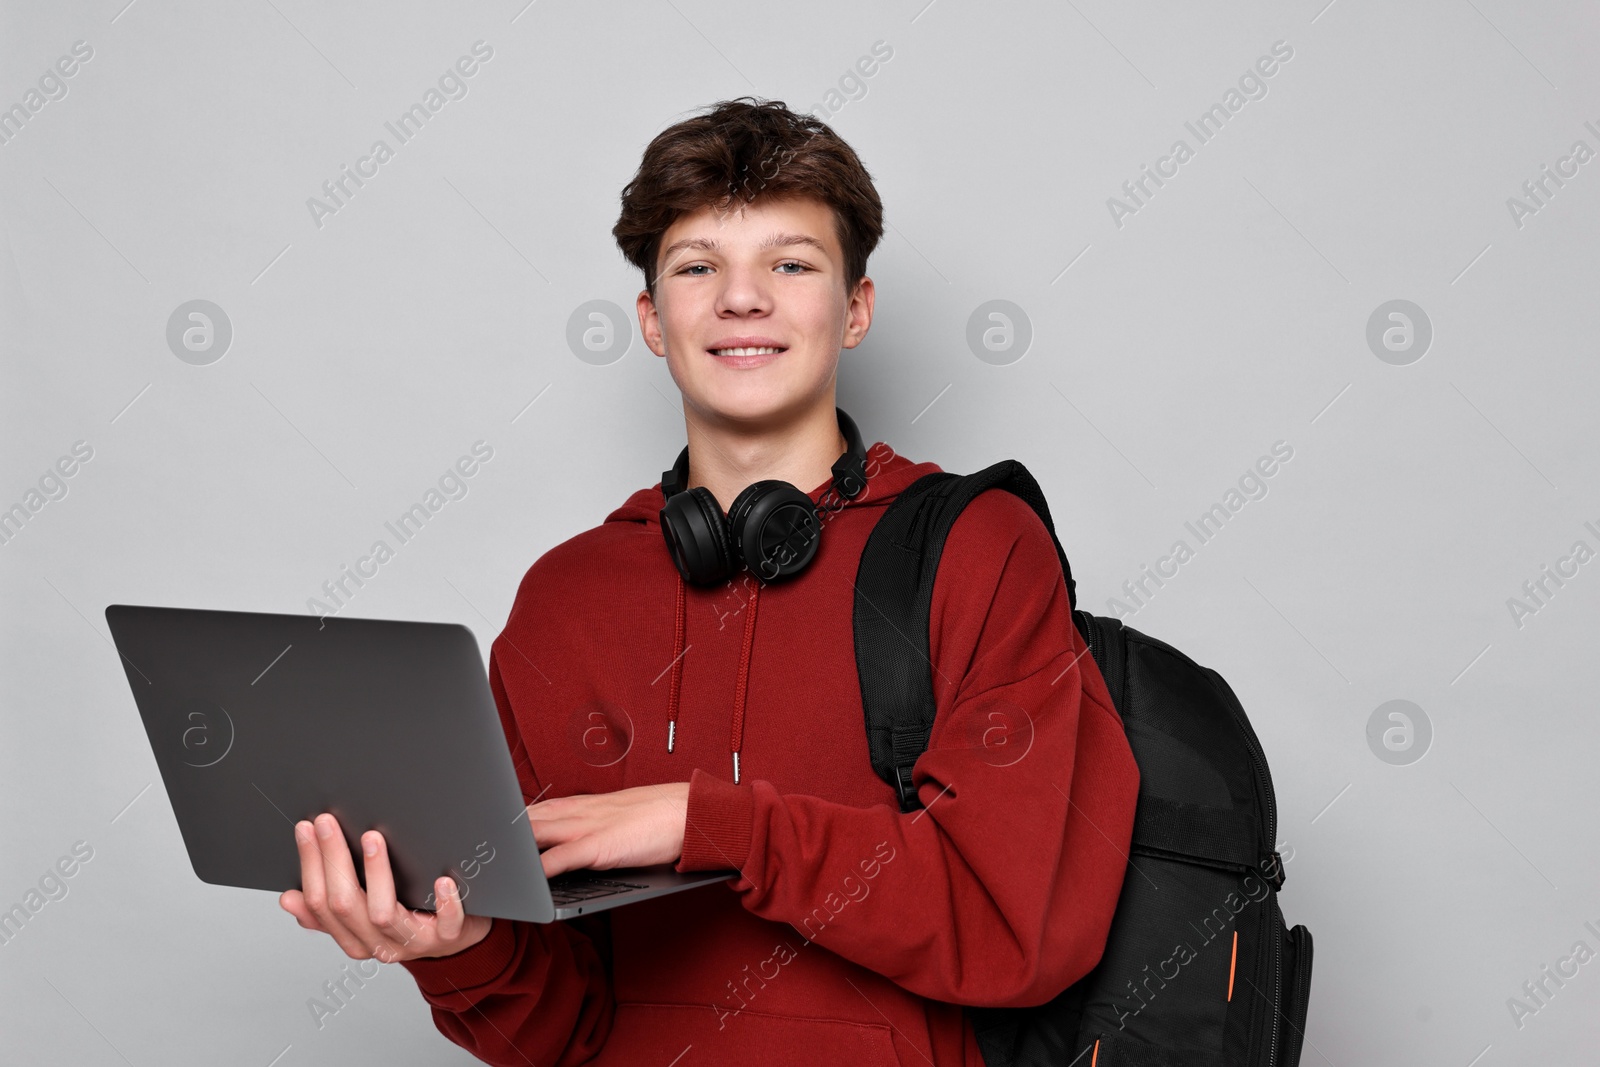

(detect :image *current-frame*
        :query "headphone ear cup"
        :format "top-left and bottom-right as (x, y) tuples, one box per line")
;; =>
(661, 486), (735, 585)
(728, 480), (822, 583)
(725, 481), (769, 577)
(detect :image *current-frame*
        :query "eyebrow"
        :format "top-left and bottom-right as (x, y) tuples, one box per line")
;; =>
(660, 232), (829, 263)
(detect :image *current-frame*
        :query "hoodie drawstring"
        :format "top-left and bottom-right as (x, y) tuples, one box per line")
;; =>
(666, 571), (687, 753)
(664, 567), (761, 785)
(728, 577), (760, 784)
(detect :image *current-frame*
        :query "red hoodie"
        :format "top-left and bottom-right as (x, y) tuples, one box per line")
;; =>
(400, 440), (1140, 1066)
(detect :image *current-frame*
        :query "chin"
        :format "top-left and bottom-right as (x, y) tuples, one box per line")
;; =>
(689, 380), (799, 416)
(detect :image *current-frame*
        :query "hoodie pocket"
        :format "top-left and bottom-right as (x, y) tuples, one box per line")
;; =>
(593, 1001), (905, 1067)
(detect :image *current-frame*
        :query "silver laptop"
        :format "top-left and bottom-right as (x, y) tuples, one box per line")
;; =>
(105, 604), (738, 922)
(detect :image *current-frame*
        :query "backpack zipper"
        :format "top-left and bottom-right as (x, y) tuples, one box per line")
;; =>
(1282, 923), (1314, 1061)
(1267, 897), (1282, 1067)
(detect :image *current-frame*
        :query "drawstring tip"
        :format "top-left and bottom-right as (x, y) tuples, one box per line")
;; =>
(667, 720), (676, 753)
(732, 751), (740, 784)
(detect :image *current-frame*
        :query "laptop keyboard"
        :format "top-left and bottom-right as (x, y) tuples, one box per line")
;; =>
(547, 874), (651, 906)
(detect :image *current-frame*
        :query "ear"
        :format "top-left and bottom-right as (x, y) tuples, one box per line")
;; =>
(637, 288), (667, 357)
(840, 275), (876, 350)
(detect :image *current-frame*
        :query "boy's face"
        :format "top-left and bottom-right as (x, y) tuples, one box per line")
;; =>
(638, 195), (873, 430)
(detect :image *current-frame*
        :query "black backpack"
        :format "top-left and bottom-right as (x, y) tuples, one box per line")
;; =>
(852, 459), (1313, 1067)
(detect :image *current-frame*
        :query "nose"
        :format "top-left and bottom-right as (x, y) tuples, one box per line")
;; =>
(714, 260), (772, 318)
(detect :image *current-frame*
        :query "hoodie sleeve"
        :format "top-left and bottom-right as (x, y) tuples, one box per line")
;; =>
(399, 646), (616, 1066)
(674, 488), (1141, 1009)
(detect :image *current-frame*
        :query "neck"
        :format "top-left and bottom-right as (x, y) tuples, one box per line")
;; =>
(683, 401), (847, 514)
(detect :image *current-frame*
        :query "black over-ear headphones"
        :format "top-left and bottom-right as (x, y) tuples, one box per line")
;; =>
(660, 407), (868, 586)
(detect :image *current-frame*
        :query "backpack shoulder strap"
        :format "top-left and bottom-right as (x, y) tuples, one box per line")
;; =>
(853, 460), (1078, 812)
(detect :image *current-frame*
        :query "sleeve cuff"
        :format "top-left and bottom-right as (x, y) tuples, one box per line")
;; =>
(675, 767), (755, 875)
(400, 916), (517, 999)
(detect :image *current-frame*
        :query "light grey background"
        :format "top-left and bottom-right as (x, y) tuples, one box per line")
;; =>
(3, 0), (1597, 1063)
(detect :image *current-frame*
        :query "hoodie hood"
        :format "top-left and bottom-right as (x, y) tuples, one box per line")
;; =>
(602, 440), (942, 783)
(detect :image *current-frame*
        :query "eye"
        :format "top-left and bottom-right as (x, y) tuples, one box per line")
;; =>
(775, 261), (809, 275)
(679, 264), (712, 276)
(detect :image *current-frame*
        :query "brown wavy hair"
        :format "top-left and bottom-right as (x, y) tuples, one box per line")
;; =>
(613, 98), (884, 297)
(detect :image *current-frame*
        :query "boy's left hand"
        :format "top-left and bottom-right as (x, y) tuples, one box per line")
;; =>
(526, 782), (691, 878)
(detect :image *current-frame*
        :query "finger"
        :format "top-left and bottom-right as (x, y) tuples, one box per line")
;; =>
(297, 821), (365, 955)
(294, 819), (325, 905)
(527, 820), (582, 855)
(295, 819), (343, 940)
(309, 813), (374, 956)
(279, 889), (326, 932)
(358, 832), (424, 957)
(539, 840), (599, 880)
(526, 794), (587, 822)
(524, 806), (591, 843)
(433, 875), (464, 941)
(360, 831), (398, 927)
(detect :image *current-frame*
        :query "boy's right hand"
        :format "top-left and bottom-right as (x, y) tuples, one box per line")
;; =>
(279, 812), (493, 963)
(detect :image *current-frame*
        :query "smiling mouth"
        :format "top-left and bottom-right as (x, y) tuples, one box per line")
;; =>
(709, 346), (786, 356)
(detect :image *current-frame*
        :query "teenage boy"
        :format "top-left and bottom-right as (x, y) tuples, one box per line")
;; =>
(280, 98), (1139, 1066)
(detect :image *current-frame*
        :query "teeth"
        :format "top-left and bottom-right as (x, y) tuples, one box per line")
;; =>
(712, 347), (783, 356)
